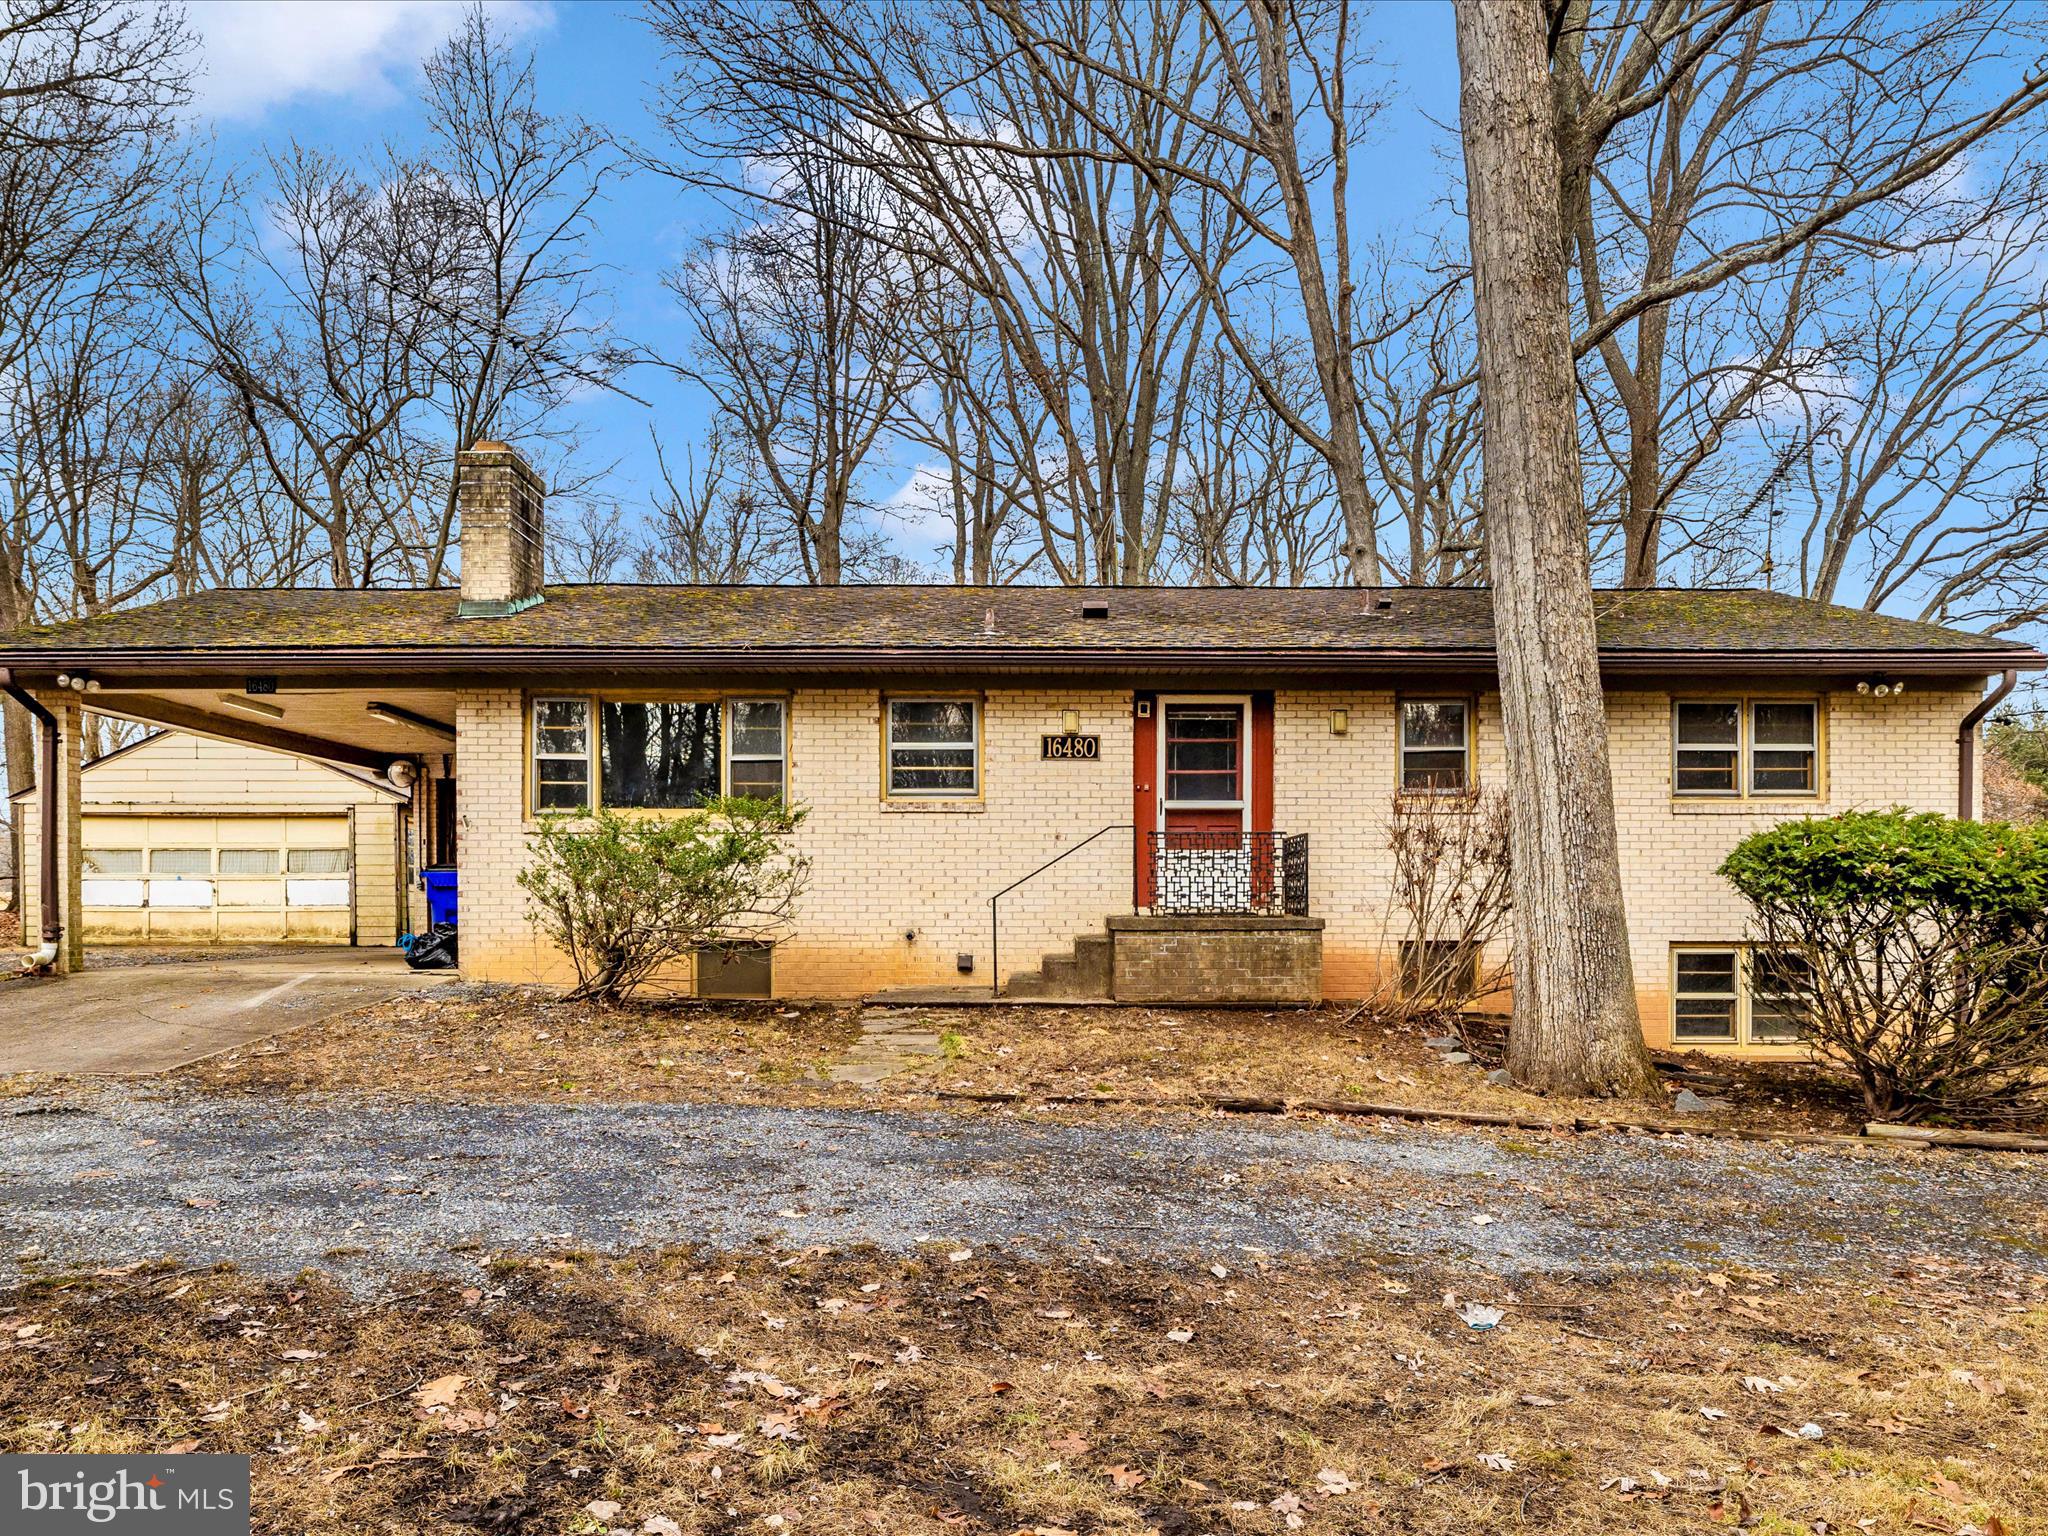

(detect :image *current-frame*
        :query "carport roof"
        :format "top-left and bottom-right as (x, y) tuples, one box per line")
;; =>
(0, 582), (2038, 677)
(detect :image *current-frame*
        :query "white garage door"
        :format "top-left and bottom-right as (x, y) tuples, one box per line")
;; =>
(81, 815), (354, 943)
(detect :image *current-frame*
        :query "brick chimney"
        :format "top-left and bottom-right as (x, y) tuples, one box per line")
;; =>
(456, 440), (546, 618)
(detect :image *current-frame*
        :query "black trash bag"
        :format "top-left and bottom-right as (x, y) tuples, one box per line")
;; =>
(406, 922), (459, 970)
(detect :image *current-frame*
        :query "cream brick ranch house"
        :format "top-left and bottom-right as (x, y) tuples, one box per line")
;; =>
(0, 442), (2039, 1052)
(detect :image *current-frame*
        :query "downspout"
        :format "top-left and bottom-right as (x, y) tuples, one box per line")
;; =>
(0, 670), (59, 967)
(1956, 668), (2019, 820)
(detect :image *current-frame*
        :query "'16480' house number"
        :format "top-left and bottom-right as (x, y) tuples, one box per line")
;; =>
(1041, 733), (1100, 760)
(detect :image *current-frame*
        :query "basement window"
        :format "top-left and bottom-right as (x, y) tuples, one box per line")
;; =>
(1672, 946), (1813, 1047)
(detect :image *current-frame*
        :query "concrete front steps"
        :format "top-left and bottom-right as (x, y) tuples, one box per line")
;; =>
(870, 914), (1324, 1006)
(1002, 930), (1111, 1000)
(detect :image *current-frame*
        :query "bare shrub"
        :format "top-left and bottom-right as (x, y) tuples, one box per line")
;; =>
(1370, 790), (1513, 1034)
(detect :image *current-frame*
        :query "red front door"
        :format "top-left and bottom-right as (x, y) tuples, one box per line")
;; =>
(1133, 693), (1275, 909)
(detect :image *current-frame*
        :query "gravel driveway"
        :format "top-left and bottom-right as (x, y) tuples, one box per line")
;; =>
(4, 1088), (2043, 1289)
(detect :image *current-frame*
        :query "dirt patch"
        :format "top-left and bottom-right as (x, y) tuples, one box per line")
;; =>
(175, 990), (1862, 1134)
(1, 1246), (2041, 1534)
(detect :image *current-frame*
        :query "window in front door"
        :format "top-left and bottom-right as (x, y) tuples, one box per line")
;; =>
(1164, 705), (1244, 829)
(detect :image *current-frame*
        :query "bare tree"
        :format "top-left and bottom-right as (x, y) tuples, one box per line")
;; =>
(634, 428), (798, 584)
(1164, 336), (1341, 585)
(1456, 0), (1659, 1097)
(1759, 221), (2048, 634)
(1552, 0), (2048, 583)
(413, 6), (620, 584)
(645, 0), (1258, 586)
(665, 147), (921, 584)
(0, 0), (193, 867)
(1355, 260), (1486, 585)
(160, 149), (462, 587)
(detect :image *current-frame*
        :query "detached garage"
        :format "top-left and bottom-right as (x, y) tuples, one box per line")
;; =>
(13, 732), (409, 946)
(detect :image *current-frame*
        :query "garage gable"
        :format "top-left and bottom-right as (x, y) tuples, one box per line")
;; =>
(30, 731), (408, 811)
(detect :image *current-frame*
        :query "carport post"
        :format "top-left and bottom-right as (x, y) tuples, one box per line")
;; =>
(9, 687), (84, 974)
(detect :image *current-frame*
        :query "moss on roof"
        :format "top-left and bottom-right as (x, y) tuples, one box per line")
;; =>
(0, 582), (2034, 662)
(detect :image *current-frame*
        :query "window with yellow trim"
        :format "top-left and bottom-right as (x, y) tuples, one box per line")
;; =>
(1671, 945), (1813, 1046)
(1672, 698), (1819, 798)
(531, 696), (787, 814)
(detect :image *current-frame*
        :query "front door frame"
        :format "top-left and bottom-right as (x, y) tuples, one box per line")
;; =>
(1133, 690), (1275, 910)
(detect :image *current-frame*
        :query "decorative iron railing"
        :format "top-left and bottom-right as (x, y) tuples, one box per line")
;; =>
(1146, 831), (1310, 917)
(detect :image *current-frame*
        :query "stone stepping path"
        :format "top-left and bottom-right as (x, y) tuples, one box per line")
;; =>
(827, 1007), (945, 1085)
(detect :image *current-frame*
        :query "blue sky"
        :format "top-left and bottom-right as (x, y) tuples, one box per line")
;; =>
(186, 0), (1465, 567)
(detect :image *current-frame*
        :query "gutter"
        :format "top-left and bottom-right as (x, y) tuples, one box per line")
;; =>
(1957, 667), (2020, 819)
(0, 668), (60, 966)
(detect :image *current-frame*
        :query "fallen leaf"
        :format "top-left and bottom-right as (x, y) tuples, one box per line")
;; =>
(415, 1374), (468, 1409)
(586, 1501), (622, 1521)
(1315, 1468), (1356, 1496)
(1165, 1328), (1195, 1344)
(1104, 1465), (1147, 1491)
(1477, 1452), (1516, 1473)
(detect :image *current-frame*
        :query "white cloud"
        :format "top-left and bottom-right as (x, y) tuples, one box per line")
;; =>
(188, 0), (552, 120)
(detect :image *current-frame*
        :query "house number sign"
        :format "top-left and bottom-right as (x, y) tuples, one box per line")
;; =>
(1041, 732), (1100, 760)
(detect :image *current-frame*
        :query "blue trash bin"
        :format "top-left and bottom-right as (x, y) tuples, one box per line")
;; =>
(422, 867), (459, 928)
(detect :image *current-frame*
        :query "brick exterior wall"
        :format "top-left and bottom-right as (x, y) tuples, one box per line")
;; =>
(450, 678), (1987, 1047)
(454, 685), (1135, 994)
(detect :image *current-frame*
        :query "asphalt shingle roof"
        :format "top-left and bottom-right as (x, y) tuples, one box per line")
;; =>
(0, 584), (2035, 669)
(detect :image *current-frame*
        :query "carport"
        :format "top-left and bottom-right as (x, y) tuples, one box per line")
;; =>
(0, 664), (459, 974)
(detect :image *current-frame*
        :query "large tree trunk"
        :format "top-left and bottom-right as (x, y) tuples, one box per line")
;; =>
(1453, 0), (1660, 1098)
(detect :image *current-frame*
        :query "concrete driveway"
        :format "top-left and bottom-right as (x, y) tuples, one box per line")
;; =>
(0, 947), (458, 1075)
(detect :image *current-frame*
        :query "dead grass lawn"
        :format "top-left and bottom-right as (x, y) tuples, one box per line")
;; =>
(1, 1247), (2040, 1535)
(169, 989), (1862, 1136)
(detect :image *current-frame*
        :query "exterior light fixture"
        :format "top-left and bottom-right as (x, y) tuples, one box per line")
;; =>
(220, 693), (285, 720)
(367, 701), (457, 741)
(1330, 708), (1349, 736)
(1061, 709), (1081, 733)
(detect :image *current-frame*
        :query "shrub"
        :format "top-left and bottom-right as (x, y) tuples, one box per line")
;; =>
(1370, 790), (1513, 1030)
(518, 798), (811, 1004)
(1719, 810), (2048, 1126)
